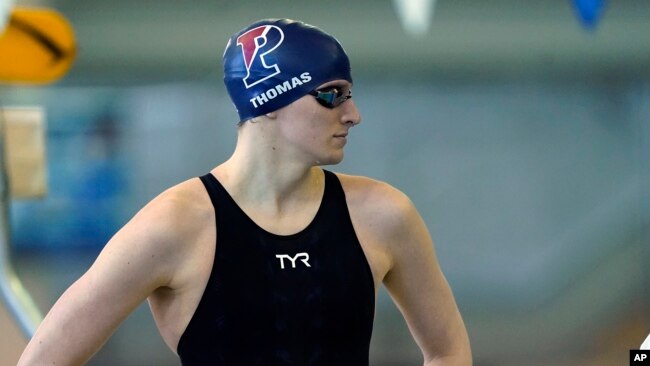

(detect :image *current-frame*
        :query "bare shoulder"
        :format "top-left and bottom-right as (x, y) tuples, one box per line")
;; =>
(105, 177), (215, 286)
(136, 177), (213, 235)
(333, 172), (423, 281)
(334, 172), (416, 231)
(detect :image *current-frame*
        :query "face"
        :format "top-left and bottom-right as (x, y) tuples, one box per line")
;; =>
(274, 79), (361, 166)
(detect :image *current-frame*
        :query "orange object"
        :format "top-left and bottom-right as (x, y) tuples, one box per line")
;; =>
(0, 7), (76, 84)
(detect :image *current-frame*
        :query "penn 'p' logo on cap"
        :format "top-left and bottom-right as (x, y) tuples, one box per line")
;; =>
(236, 25), (284, 89)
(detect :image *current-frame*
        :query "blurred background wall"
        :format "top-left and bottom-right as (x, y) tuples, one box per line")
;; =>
(1, 0), (649, 365)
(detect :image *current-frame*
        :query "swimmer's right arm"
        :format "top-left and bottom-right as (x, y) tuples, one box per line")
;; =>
(17, 189), (200, 366)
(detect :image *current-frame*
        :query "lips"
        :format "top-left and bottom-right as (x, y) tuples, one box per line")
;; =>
(333, 132), (348, 138)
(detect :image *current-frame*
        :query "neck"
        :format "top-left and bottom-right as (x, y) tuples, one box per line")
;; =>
(213, 125), (323, 208)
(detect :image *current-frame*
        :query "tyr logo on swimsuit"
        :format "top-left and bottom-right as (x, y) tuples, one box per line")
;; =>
(276, 253), (311, 269)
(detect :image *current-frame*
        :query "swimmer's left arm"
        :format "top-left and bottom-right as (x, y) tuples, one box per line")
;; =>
(380, 189), (472, 366)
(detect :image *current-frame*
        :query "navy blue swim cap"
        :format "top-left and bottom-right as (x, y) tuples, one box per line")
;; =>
(223, 19), (353, 122)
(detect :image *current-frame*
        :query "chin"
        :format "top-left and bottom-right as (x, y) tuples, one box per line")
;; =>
(315, 152), (345, 166)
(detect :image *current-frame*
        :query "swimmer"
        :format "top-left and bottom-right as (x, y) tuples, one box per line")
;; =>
(18, 19), (471, 366)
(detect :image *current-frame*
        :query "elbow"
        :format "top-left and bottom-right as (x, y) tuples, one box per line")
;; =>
(423, 337), (473, 366)
(424, 353), (472, 366)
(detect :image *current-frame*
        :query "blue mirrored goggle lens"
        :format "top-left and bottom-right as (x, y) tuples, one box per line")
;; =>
(308, 88), (352, 108)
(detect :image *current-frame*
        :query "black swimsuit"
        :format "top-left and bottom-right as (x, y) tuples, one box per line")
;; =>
(177, 170), (375, 366)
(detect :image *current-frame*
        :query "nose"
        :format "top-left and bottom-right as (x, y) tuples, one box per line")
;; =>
(341, 99), (361, 126)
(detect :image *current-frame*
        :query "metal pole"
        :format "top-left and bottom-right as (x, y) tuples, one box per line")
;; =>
(0, 111), (42, 339)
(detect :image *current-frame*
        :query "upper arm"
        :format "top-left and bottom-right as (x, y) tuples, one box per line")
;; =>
(372, 185), (472, 365)
(18, 186), (203, 366)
